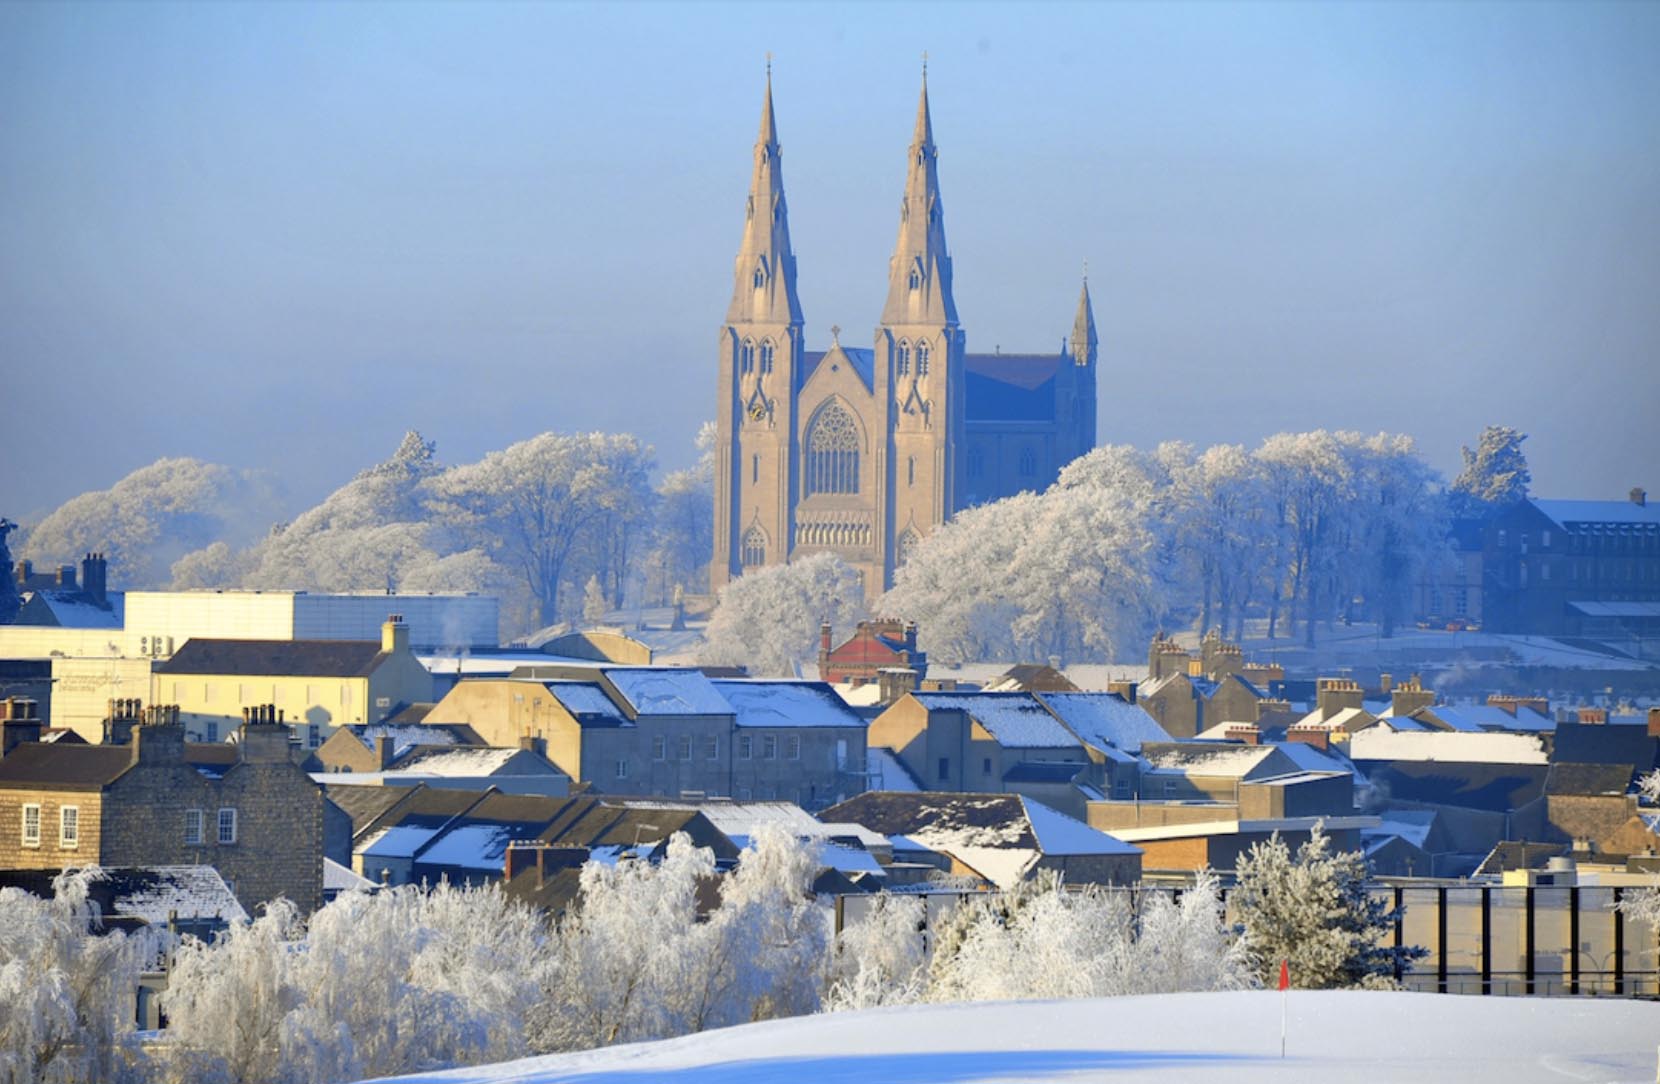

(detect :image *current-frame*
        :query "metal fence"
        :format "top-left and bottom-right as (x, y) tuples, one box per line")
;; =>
(835, 882), (1659, 998)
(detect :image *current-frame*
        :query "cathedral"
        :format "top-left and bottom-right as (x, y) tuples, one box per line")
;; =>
(713, 73), (1099, 600)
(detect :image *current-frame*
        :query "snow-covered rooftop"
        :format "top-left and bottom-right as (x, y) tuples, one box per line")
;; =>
(604, 668), (733, 716)
(913, 692), (1081, 749)
(350, 723), (460, 759)
(1037, 691), (1170, 754)
(712, 680), (866, 729)
(416, 822), (532, 872)
(395, 747), (525, 776)
(866, 747), (922, 791)
(1348, 727), (1548, 765)
(101, 866), (248, 926)
(545, 681), (629, 725)
(1141, 743), (1279, 777)
(1020, 797), (1140, 857)
(324, 857), (377, 893)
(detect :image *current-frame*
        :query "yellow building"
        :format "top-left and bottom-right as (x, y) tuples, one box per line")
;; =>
(151, 617), (434, 744)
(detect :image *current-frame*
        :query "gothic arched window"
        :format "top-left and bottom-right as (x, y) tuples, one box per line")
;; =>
(908, 266), (922, 290)
(804, 402), (861, 497)
(897, 528), (922, 566)
(760, 339), (775, 374)
(968, 445), (985, 480)
(740, 339), (756, 374)
(1019, 446), (1038, 478)
(916, 342), (930, 376)
(895, 341), (910, 376)
(753, 260), (766, 289)
(742, 526), (767, 568)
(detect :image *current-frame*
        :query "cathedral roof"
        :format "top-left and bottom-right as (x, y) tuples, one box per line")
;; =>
(965, 352), (1062, 390)
(801, 348), (875, 391)
(965, 353), (1061, 423)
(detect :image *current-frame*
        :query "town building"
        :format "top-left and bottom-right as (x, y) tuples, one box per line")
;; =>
(0, 702), (325, 913)
(150, 615), (434, 744)
(712, 73), (1098, 599)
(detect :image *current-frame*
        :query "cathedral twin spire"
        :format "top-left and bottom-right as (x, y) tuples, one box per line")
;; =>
(727, 70), (803, 328)
(880, 74), (958, 328)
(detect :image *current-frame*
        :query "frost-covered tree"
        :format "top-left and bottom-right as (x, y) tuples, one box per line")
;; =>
(700, 552), (865, 676)
(1232, 824), (1422, 989)
(426, 432), (655, 628)
(1450, 425), (1530, 512)
(0, 518), (21, 623)
(581, 575), (608, 625)
(1618, 771), (1660, 935)
(642, 423), (716, 603)
(24, 458), (282, 588)
(0, 870), (151, 1084)
(824, 892), (928, 1011)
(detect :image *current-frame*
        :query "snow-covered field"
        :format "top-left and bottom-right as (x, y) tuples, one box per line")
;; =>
(374, 990), (1660, 1083)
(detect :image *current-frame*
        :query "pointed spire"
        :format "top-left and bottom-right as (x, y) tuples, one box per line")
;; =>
(727, 65), (802, 327)
(1070, 273), (1097, 365)
(881, 70), (956, 328)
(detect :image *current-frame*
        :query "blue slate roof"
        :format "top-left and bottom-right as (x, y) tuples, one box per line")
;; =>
(1532, 499), (1660, 528)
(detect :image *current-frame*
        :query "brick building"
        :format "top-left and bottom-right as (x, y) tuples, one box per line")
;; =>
(817, 619), (926, 685)
(0, 702), (324, 913)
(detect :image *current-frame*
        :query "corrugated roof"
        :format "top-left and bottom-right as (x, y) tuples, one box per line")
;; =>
(157, 638), (386, 678)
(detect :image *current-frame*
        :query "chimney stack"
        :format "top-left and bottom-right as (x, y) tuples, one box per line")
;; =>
(1648, 707), (1660, 740)
(1578, 707), (1607, 725)
(877, 666), (919, 706)
(1225, 723), (1261, 746)
(1316, 677), (1364, 720)
(80, 553), (107, 606)
(1632, 487), (1647, 508)
(1286, 725), (1331, 752)
(1, 698), (43, 756)
(375, 734), (396, 770)
(55, 565), (77, 590)
(381, 614), (410, 655)
(1107, 679), (1138, 704)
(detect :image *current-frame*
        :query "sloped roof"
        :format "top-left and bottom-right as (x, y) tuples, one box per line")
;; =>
(396, 747), (543, 776)
(1042, 693), (1175, 753)
(16, 590), (123, 628)
(0, 743), (133, 788)
(1552, 722), (1660, 771)
(157, 638), (386, 678)
(1355, 760), (1548, 812)
(985, 665), (1078, 693)
(912, 692), (1080, 749)
(1532, 498), (1660, 528)
(867, 747), (923, 791)
(712, 679), (865, 729)
(1140, 742), (1279, 778)
(0, 866), (247, 926)
(324, 782), (421, 834)
(1546, 761), (1637, 796)
(801, 347), (875, 390)
(1002, 761), (1087, 784)
(545, 681), (630, 727)
(603, 668), (732, 716)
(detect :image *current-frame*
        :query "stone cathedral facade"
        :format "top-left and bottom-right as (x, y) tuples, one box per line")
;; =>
(713, 75), (1099, 600)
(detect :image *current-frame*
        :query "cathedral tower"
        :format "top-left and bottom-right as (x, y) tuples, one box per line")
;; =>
(713, 72), (805, 589)
(879, 73), (966, 575)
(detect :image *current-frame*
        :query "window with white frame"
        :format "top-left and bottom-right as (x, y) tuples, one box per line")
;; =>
(738, 735), (753, 760)
(217, 808), (237, 845)
(21, 803), (41, 847)
(653, 735), (666, 760)
(787, 736), (800, 760)
(678, 736), (692, 761)
(59, 806), (79, 849)
(763, 735), (778, 759)
(705, 736), (719, 760)
(185, 808), (204, 845)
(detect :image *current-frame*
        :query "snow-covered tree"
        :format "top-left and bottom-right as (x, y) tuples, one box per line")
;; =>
(426, 432), (655, 628)
(700, 552), (865, 676)
(581, 575), (608, 625)
(24, 458), (282, 588)
(1618, 771), (1660, 935)
(0, 870), (152, 1084)
(642, 423), (716, 604)
(0, 518), (21, 623)
(1231, 824), (1422, 989)
(1450, 425), (1530, 512)
(824, 892), (928, 1011)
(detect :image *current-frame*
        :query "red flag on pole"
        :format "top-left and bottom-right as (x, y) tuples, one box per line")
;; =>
(1279, 959), (1290, 1058)
(1278, 959), (1290, 991)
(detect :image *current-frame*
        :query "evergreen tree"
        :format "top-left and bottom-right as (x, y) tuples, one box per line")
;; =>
(1450, 426), (1530, 513)
(1232, 823), (1424, 989)
(0, 519), (20, 624)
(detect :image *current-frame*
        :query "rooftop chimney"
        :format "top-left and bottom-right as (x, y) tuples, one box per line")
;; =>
(1286, 726), (1330, 752)
(1107, 679), (1138, 704)
(1, 698), (43, 756)
(1225, 723), (1261, 746)
(877, 666), (920, 707)
(1578, 707), (1607, 726)
(381, 614), (409, 655)
(1649, 707), (1660, 740)
(1632, 487), (1647, 507)
(80, 553), (107, 607)
(375, 734), (396, 770)
(1316, 677), (1364, 720)
(55, 565), (77, 590)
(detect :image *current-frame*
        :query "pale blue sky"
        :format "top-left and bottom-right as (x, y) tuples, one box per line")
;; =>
(2, 1), (1656, 518)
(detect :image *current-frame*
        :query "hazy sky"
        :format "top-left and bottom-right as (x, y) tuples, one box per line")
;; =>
(2, 1), (1657, 520)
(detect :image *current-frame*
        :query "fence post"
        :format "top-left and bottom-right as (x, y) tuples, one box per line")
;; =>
(1569, 886), (1580, 995)
(1393, 885), (1405, 985)
(1437, 885), (1449, 994)
(1524, 886), (1536, 996)
(1614, 886), (1626, 996)
(1480, 886), (1492, 995)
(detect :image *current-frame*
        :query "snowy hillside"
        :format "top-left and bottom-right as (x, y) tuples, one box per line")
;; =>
(374, 990), (1660, 1083)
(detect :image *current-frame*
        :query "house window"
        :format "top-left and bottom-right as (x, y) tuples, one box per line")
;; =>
(204, 721), (219, 743)
(983, 757), (993, 775)
(705, 736), (719, 760)
(21, 803), (40, 847)
(217, 808), (238, 845)
(804, 402), (861, 496)
(185, 808), (204, 845)
(653, 735), (666, 761)
(787, 736), (801, 760)
(679, 736), (693, 761)
(616, 759), (629, 779)
(59, 806), (79, 849)
(937, 757), (949, 781)
(738, 735), (753, 759)
(1114, 779), (1131, 799)
(763, 735), (778, 759)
